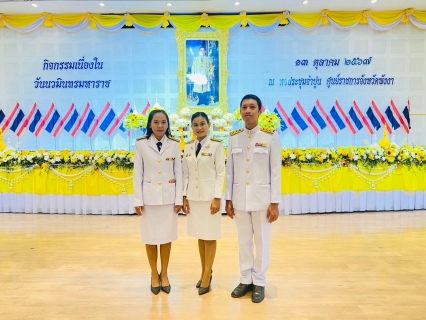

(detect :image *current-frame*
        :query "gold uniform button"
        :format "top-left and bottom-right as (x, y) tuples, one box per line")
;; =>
(246, 158), (250, 162)
(195, 169), (198, 172)
(158, 171), (162, 174)
(246, 181), (250, 185)
(158, 182), (162, 185)
(158, 160), (161, 163)
(196, 178), (198, 180)
(248, 136), (252, 139)
(196, 186), (198, 189)
(247, 146), (250, 150)
(246, 170), (250, 173)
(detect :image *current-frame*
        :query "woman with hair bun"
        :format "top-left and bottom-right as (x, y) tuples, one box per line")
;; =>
(182, 111), (225, 295)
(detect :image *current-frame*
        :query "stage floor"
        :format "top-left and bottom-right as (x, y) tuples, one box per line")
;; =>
(1, 211), (426, 320)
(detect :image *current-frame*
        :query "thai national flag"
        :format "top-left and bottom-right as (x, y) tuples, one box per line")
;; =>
(403, 100), (411, 130)
(290, 107), (308, 131)
(385, 106), (400, 130)
(119, 109), (133, 133)
(273, 108), (287, 132)
(310, 106), (327, 130)
(54, 103), (75, 137)
(64, 109), (79, 133)
(141, 101), (151, 115)
(366, 107), (381, 131)
(330, 106), (346, 130)
(29, 110), (42, 133)
(45, 110), (61, 133)
(81, 109), (96, 134)
(9, 109), (25, 133)
(100, 109), (116, 132)
(0, 110), (5, 125)
(89, 102), (111, 138)
(348, 107), (363, 131)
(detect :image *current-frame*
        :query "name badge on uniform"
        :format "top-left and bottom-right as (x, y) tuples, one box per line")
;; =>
(255, 143), (267, 147)
(166, 158), (175, 161)
(201, 152), (212, 157)
(169, 179), (176, 184)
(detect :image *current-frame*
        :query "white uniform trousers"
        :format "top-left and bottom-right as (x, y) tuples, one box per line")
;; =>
(234, 209), (271, 287)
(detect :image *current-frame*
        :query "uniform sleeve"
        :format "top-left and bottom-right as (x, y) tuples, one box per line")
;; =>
(225, 136), (234, 201)
(214, 143), (225, 199)
(270, 131), (282, 204)
(182, 146), (189, 197)
(133, 141), (144, 207)
(174, 143), (183, 206)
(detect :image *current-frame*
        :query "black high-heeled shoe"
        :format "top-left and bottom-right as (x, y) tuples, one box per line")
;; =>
(160, 274), (171, 294)
(196, 269), (212, 288)
(198, 274), (212, 295)
(151, 275), (160, 295)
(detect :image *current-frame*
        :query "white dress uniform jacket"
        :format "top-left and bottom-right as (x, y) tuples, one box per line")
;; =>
(183, 137), (225, 201)
(133, 135), (183, 207)
(226, 126), (281, 211)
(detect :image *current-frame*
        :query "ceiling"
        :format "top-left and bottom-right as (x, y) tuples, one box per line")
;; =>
(0, 0), (425, 15)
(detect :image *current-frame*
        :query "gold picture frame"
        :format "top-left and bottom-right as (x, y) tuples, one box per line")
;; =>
(176, 29), (229, 115)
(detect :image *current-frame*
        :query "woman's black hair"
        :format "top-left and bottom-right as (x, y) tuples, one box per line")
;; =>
(191, 111), (210, 124)
(240, 94), (262, 111)
(145, 109), (172, 139)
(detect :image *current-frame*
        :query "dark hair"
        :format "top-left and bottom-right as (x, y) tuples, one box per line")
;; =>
(145, 110), (172, 139)
(240, 94), (262, 111)
(191, 111), (210, 124)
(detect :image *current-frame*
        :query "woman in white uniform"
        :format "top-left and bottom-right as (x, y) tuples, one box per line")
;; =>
(182, 111), (225, 295)
(133, 109), (183, 295)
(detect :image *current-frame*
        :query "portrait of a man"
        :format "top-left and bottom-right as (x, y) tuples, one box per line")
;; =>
(186, 40), (219, 107)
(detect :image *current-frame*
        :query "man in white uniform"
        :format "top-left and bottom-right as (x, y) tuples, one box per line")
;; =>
(226, 94), (281, 303)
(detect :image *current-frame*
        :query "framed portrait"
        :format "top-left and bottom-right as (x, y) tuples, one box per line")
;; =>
(175, 30), (229, 115)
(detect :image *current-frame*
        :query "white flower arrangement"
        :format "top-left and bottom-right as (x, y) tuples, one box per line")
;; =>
(213, 119), (227, 127)
(170, 114), (180, 121)
(222, 113), (235, 122)
(176, 118), (189, 128)
(179, 108), (192, 117)
(211, 108), (223, 117)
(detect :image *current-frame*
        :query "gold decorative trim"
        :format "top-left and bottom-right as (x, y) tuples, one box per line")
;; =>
(176, 29), (229, 115)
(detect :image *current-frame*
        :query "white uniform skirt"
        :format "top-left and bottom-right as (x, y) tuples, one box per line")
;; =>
(187, 200), (221, 240)
(140, 204), (178, 245)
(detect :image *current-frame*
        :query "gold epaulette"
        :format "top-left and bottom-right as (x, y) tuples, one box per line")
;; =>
(230, 129), (244, 136)
(168, 136), (180, 143)
(260, 127), (275, 134)
(136, 136), (147, 141)
(210, 137), (222, 142)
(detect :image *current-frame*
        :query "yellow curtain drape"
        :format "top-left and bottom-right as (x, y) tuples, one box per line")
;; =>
(1, 10), (426, 32)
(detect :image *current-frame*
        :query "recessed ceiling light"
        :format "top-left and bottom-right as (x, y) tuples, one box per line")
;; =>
(371, 0), (377, 3)
(31, 3), (38, 7)
(235, 2), (240, 5)
(167, 3), (172, 6)
(99, 2), (105, 7)
(302, 0), (308, 4)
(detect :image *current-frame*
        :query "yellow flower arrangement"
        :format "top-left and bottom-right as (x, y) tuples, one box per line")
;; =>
(258, 113), (280, 131)
(2, 146), (426, 171)
(0, 149), (135, 171)
(124, 112), (147, 130)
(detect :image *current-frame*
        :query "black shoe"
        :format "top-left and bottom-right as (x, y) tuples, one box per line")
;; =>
(196, 269), (212, 288)
(150, 276), (160, 295)
(160, 274), (171, 294)
(198, 274), (212, 295)
(251, 285), (265, 303)
(231, 283), (253, 298)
